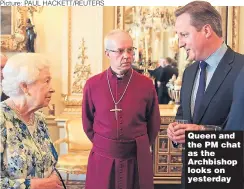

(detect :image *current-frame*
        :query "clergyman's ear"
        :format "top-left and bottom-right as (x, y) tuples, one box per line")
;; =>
(105, 50), (110, 58)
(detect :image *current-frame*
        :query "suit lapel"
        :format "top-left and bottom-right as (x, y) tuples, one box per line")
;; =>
(183, 62), (199, 122)
(194, 48), (234, 124)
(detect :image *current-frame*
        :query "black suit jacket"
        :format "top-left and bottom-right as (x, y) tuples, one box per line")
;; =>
(158, 65), (177, 83)
(225, 65), (244, 130)
(151, 65), (177, 104)
(176, 47), (244, 127)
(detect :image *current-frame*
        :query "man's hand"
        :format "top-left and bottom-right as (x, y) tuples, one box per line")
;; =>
(167, 123), (202, 144)
(167, 122), (178, 141)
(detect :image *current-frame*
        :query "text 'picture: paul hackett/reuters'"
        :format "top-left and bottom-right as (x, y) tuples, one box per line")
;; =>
(0, 0), (105, 6)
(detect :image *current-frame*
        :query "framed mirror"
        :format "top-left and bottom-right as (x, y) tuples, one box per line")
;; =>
(116, 7), (178, 69)
(115, 6), (240, 73)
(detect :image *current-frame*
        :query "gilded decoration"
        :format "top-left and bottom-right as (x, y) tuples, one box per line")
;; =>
(61, 38), (91, 107)
(72, 38), (91, 94)
(62, 7), (90, 109)
(228, 7), (240, 52)
(62, 94), (82, 106)
(61, 8), (91, 109)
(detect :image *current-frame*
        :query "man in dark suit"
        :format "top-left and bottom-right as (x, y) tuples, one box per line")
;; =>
(166, 1), (244, 188)
(152, 57), (178, 104)
(225, 66), (244, 130)
(1, 53), (9, 101)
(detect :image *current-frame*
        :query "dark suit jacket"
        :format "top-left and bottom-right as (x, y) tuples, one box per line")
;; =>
(176, 47), (244, 126)
(1, 92), (9, 102)
(225, 65), (244, 130)
(175, 47), (244, 189)
(151, 65), (177, 104)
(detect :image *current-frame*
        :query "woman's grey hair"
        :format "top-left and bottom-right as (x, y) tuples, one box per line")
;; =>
(175, 1), (222, 37)
(2, 53), (50, 97)
(104, 29), (133, 50)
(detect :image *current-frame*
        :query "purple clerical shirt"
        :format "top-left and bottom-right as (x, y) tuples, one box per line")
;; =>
(82, 68), (160, 189)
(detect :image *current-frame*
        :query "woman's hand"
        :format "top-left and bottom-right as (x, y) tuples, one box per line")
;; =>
(31, 172), (63, 189)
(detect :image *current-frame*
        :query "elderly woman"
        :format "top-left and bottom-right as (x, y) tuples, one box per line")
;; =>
(0, 53), (63, 189)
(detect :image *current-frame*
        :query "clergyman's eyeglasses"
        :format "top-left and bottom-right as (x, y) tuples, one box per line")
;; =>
(106, 47), (137, 55)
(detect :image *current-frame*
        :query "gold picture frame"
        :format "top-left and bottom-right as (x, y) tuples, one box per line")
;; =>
(158, 154), (168, 164)
(1, 7), (28, 52)
(158, 165), (168, 173)
(170, 154), (182, 164)
(158, 137), (169, 153)
(115, 6), (240, 52)
(169, 165), (182, 174)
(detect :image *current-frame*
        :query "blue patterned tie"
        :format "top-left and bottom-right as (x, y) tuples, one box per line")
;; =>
(193, 61), (208, 121)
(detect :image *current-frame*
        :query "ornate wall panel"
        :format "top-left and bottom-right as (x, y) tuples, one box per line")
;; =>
(60, 7), (104, 115)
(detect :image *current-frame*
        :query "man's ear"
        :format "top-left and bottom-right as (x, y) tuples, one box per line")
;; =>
(19, 82), (28, 94)
(203, 24), (212, 39)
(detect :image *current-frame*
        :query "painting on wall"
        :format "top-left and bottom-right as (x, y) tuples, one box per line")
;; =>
(0, 7), (27, 52)
(1, 6), (12, 35)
